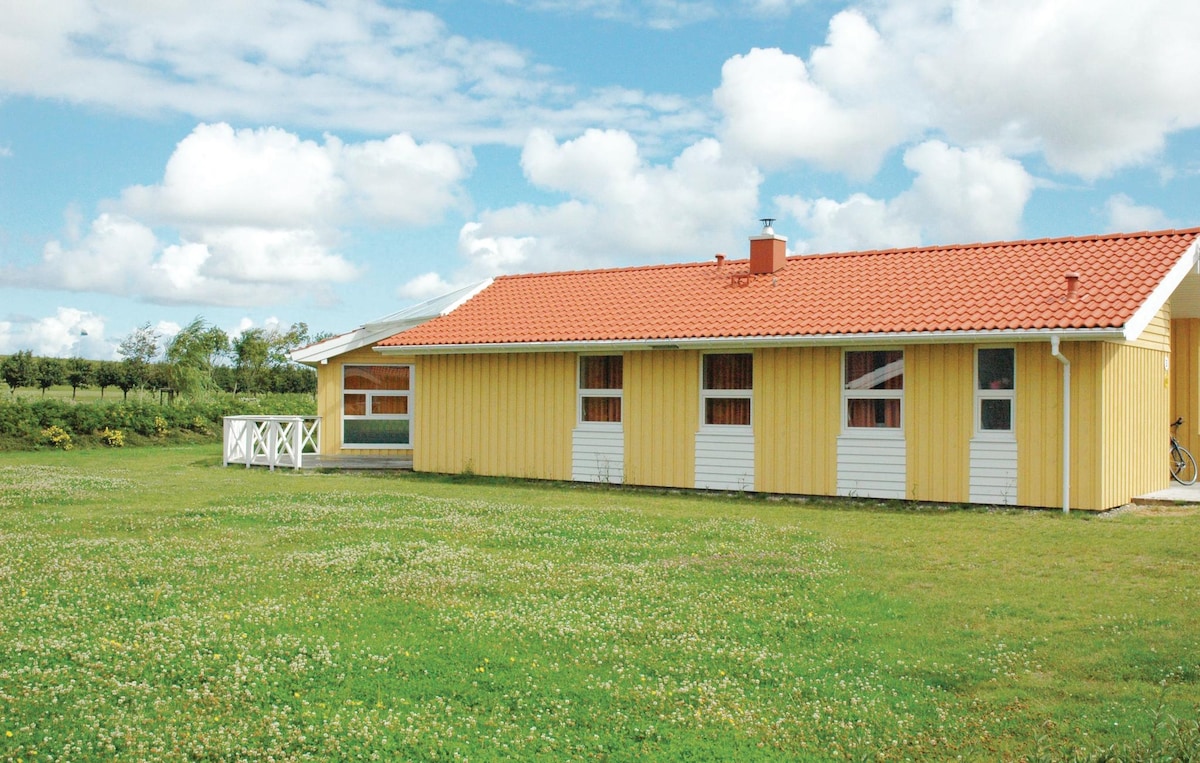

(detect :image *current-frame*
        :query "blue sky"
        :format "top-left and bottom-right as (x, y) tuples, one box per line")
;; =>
(2, 0), (1199, 359)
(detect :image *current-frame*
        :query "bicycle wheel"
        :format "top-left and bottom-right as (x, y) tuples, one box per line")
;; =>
(1171, 442), (1198, 485)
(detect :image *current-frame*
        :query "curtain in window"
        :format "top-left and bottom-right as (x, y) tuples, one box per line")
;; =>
(706, 398), (751, 426)
(845, 351), (903, 428)
(704, 354), (752, 390)
(845, 351), (903, 390)
(580, 356), (622, 389)
(846, 399), (901, 428)
(345, 365), (410, 391)
(582, 397), (622, 422)
(344, 393), (366, 416)
(371, 396), (409, 415)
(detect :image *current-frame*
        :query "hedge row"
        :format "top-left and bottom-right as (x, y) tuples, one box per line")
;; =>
(0, 394), (316, 448)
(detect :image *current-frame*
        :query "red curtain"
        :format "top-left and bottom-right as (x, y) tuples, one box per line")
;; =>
(847, 398), (872, 428)
(343, 393), (366, 416)
(707, 398), (751, 426)
(582, 396), (622, 422)
(845, 351), (902, 428)
(371, 395), (409, 415)
(704, 354), (752, 390)
(345, 365), (410, 391)
(846, 399), (900, 428)
(581, 356), (622, 390)
(845, 351), (902, 390)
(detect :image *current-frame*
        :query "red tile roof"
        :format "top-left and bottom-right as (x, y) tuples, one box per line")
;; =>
(378, 229), (1200, 348)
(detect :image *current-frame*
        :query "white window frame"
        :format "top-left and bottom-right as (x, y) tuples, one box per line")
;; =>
(577, 355), (623, 428)
(700, 352), (753, 430)
(842, 349), (904, 435)
(975, 347), (1015, 437)
(341, 364), (413, 449)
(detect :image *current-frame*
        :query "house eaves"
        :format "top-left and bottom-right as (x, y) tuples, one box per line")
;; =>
(291, 279), (492, 364)
(374, 326), (1129, 356)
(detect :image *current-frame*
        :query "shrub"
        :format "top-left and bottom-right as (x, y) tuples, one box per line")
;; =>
(0, 392), (315, 449)
(41, 425), (72, 450)
(98, 427), (125, 447)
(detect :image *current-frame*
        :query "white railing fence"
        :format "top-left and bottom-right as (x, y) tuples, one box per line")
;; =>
(223, 416), (321, 470)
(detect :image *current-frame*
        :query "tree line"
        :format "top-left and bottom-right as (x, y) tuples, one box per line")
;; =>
(0, 317), (322, 400)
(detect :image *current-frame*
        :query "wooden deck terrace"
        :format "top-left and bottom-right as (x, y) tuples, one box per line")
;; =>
(223, 416), (412, 472)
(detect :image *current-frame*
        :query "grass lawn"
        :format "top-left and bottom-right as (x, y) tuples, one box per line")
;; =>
(1, 445), (1198, 761)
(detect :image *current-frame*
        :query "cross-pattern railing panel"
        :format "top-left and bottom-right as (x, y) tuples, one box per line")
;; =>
(222, 416), (320, 470)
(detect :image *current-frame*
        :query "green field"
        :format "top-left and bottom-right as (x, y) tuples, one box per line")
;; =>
(1, 446), (1198, 761)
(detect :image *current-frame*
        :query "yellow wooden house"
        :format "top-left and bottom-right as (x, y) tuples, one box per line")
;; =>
(291, 226), (1200, 511)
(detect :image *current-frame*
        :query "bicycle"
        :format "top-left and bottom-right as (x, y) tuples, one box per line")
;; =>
(1170, 417), (1198, 485)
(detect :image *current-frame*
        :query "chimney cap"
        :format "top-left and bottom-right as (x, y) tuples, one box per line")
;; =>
(759, 217), (776, 236)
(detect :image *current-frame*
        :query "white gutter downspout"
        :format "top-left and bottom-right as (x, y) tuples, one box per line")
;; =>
(1050, 336), (1070, 514)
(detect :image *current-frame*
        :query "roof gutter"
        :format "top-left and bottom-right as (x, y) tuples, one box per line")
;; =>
(375, 327), (1127, 355)
(1050, 335), (1071, 514)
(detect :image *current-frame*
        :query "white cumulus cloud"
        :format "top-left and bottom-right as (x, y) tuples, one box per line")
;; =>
(398, 128), (763, 297)
(902, 0), (1200, 178)
(0, 307), (110, 358)
(1104, 194), (1173, 233)
(1, 213), (340, 307)
(3, 123), (477, 308)
(778, 140), (1034, 252)
(714, 42), (909, 177)
(715, 1), (1200, 180)
(120, 123), (472, 228)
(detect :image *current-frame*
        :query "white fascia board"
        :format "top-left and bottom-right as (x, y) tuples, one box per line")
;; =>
(437, 279), (492, 316)
(292, 280), (494, 364)
(373, 326), (1127, 355)
(291, 322), (422, 364)
(1122, 235), (1200, 342)
(362, 279), (492, 331)
(290, 332), (359, 364)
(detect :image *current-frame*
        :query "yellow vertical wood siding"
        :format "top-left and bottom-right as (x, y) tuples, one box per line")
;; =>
(1016, 343), (1065, 508)
(1017, 339), (1169, 511)
(1068, 342), (1104, 511)
(1099, 342), (1170, 505)
(753, 347), (840, 495)
(625, 350), (698, 488)
(314, 346), (416, 457)
(1170, 318), (1200, 456)
(414, 353), (574, 479)
(1017, 341), (1103, 510)
(313, 330), (1172, 510)
(905, 344), (973, 503)
(1131, 305), (1171, 352)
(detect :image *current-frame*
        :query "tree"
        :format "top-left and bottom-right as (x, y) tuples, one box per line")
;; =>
(1, 351), (36, 396)
(232, 328), (270, 394)
(115, 363), (139, 401)
(35, 357), (65, 397)
(117, 322), (160, 398)
(230, 322), (318, 394)
(65, 357), (93, 399)
(95, 361), (123, 399)
(267, 322), (312, 366)
(164, 316), (229, 399)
